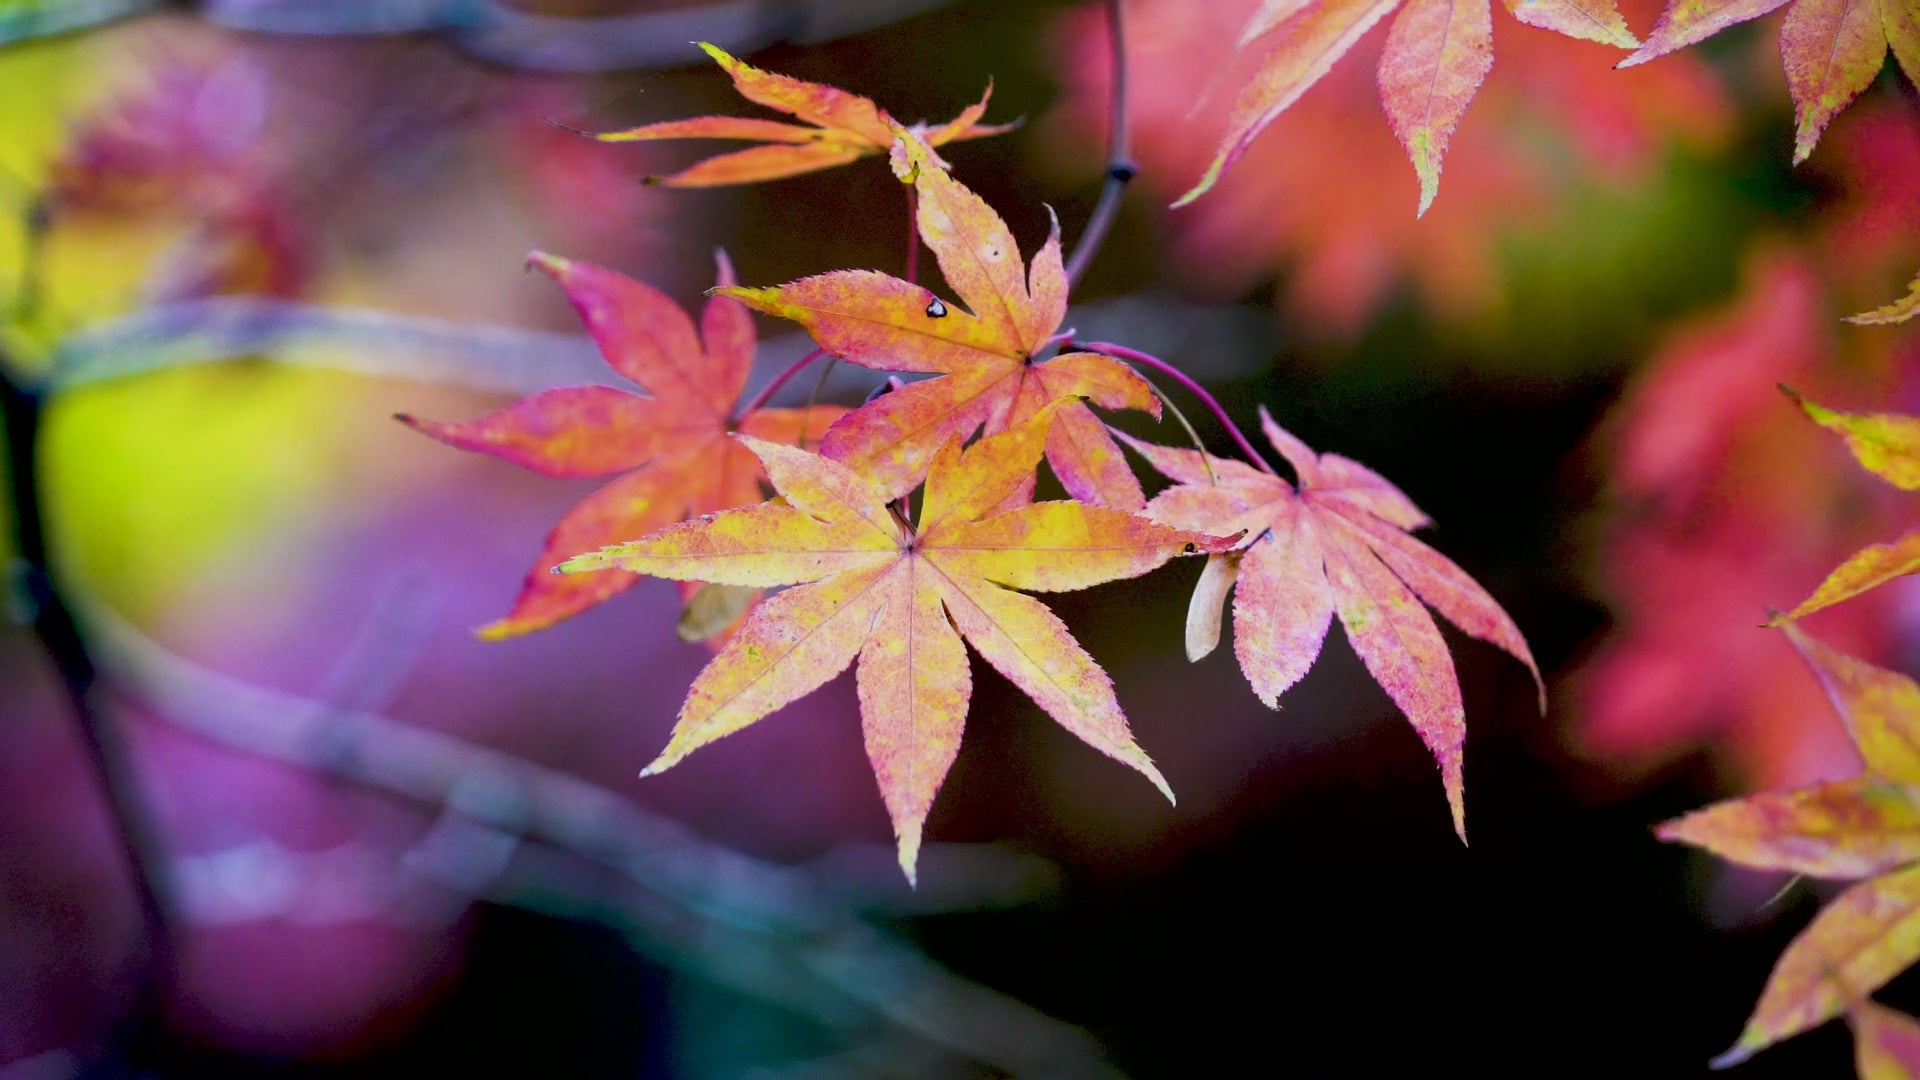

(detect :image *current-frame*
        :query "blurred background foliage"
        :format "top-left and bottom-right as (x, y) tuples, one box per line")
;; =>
(0, 0), (1917, 1076)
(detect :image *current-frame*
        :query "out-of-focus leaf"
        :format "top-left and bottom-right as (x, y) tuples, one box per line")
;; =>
(1620, 0), (1916, 163)
(1854, 1002), (1920, 1079)
(1175, 0), (1638, 211)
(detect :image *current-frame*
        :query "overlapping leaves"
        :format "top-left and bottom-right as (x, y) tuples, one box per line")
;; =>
(1661, 622), (1920, 1067)
(400, 52), (1540, 882)
(1619, 0), (1920, 164)
(717, 126), (1160, 510)
(557, 406), (1236, 879)
(1177, 0), (1643, 214)
(399, 252), (842, 638)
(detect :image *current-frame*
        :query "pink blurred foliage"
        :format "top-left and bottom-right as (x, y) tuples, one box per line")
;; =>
(1580, 249), (1920, 792)
(1045, 0), (1731, 334)
(31, 457), (887, 1057)
(47, 53), (309, 301)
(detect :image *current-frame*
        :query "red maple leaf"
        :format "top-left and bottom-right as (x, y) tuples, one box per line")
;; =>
(398, 251), (843, 638)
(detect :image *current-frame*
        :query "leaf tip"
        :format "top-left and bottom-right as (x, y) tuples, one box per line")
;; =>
(526, 250), (568, 278)
(896, 825), (924, 887)
(474, 618), (521, 643)
(638, 750), (681, 779)
(1709, 1040), (1757, 1070)
(1414, 162), (1439, 219)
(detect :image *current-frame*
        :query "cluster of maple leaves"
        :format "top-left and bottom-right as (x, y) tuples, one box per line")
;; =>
(1661, 394), (1920, 1070)
(400, 43), (1538, 881)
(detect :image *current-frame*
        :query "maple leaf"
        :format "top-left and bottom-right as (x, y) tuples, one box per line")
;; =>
(1768, 389), (1920, 625)
(397, 250), (844, 639)
(715, 126), (1161, 510)
(1121, 408), (1543, 840)
(1849, 271), (1920, 326)
(1617, 0), (1920, 163)
(1659, 621), (1920, 1067)
(555, 406), (1238, 881)
(583, 42), (1015, 187)
(1174, 0), (1642, 215)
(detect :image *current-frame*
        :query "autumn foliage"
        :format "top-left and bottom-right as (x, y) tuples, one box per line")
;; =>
(403, 53), (1534, 880)
(19, 1), (1920, 1071)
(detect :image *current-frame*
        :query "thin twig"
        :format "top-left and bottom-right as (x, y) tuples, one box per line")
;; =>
(77, 600), (1124, 1079)
(1123, 370), (1218, 486)
(1064, 0), (1137, 291)
(1075, 339), (1275, 474)
(798, 355), (840, 447)
(736, 347), (828, 422)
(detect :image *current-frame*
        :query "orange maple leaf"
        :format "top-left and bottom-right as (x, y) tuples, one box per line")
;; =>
(1176, 0), (1643, 214)
(1660, 622), (1920, 1068)
(1619, 0), (1920, 163)
(1122, 407), (1542, 839)
(584, 42), (1015, 187)
(398, 251), (844, 639)
(556, 406), (1237, 881)
(716, 127), (1161, 510)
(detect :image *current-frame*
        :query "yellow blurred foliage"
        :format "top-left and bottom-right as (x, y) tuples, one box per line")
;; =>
(1, 26), (395, 619)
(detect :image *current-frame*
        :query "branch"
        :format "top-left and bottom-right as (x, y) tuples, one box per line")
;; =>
(26, 0), (952, 72)
(1075, 339), (1277, 475)
(78, 599), (1123, 1077)
(1064, 0), (1137, 291)
(2, 357), (175, 1060)
(0, 0), (158, 45)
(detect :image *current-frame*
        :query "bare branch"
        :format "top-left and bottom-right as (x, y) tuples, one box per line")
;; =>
(80, 599), (1125, 1078)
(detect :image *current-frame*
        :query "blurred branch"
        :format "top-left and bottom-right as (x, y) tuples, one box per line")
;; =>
(0, 0), (158, 44)
(80, 599), (1125, 1078)
(2, 351), (174, 1066)
(49, 291), (1269, 401)
(3, 0), (953, 72)
(48, 298), (611, 396)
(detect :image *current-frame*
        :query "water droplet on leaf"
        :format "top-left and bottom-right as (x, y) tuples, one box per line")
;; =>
(925, 297), (947, 318)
